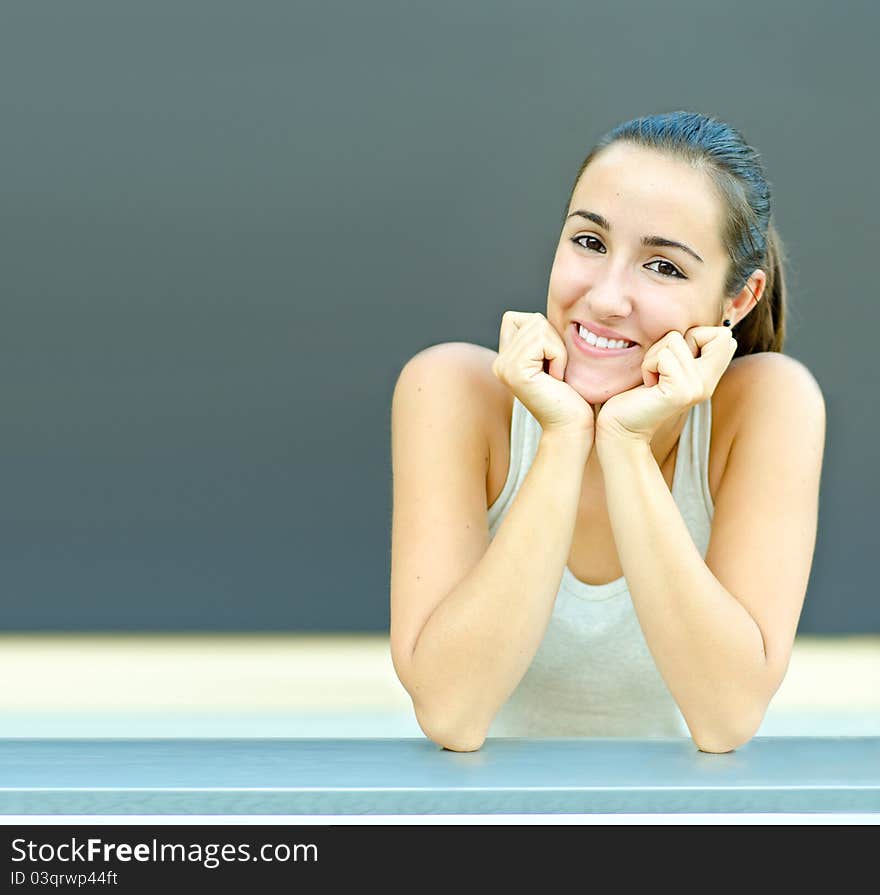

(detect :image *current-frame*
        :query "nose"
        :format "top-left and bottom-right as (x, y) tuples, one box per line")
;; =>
(581, 266), (635, 319)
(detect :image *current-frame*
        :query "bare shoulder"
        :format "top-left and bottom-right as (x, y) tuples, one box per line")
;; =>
(395, 341), (512, 504)
(717, 351), (825, 455)
(722, 351), (824, 420)
(725, 350), (822, 387)
(395, 340), (509, 439)
(398, 341), (505, 401)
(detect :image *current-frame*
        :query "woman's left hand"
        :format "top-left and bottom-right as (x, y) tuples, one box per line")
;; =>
(595, 326), (737, 445)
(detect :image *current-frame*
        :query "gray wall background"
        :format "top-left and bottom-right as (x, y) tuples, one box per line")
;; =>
(1, 1), (876, 633)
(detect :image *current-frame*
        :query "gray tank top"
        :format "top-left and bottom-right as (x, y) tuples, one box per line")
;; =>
(485, 396), (715, 738)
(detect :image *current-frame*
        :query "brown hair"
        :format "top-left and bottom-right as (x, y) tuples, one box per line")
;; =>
(563, 110), (787, 357)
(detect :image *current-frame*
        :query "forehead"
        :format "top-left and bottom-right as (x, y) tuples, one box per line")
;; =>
(571, 144), (723, 252)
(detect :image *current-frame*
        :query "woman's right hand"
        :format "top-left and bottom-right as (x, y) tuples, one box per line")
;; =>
(491, 311), (595, 443)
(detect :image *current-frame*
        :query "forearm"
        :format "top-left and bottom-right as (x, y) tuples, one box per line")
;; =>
(596, 434), (768, 751)
(409, 429), (592, 749)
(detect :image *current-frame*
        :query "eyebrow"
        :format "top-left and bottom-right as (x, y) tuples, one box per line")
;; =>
(566, 209), (704, 263)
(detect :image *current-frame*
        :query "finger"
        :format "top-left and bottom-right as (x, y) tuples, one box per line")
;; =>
(661, 329), (698, 357)
(641, 330), (679, 386)
(687, 326), (737, 372)
(639, 344), (682, 391)
(497, 312), (514, 354)
(681, 326), (736, 395)
(682, 327), (701, 358)
(685, 325), (733, 354)
(643, 329), (681, 366)
(663, 336), (703, 396)
(542, 327), (568, 380)
(664, 332), (700, 365)
(498, 310), (530, 354)
(655, 344), (687, 384)
(657, 327), (733, 370)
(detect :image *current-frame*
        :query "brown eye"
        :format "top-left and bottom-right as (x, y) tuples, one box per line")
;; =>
(571, 235), (686, 279)
(646, 259), (686, 279)
(573, 235), (605, 253)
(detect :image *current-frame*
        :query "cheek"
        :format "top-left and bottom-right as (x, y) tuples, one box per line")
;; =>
(640, 309), (690, 346)
(549, 250), (590, 290)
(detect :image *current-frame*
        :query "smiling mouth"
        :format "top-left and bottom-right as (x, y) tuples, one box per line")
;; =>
(572, 323), (640, 354)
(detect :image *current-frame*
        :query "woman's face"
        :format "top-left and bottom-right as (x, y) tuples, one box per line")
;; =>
(547, 143), (731, 405)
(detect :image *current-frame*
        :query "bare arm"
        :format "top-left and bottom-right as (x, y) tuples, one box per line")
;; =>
(406, 429), (591, 751)
(593, 355), (825, 753)
(596, 434), (767, 752)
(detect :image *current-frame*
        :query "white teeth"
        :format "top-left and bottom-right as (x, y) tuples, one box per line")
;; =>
(578, 324), (634, 349)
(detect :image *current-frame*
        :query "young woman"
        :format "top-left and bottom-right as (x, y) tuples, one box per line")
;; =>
(389, 111), (825, 753)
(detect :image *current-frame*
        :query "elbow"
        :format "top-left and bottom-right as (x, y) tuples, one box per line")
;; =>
(436, 732), (487, 753)
(692, 711), (763, 754)
(400, 671), (488, 752)
(423, 721), (487, 753)
(416, 709), (487, 753)
(692, 733), (745, 754)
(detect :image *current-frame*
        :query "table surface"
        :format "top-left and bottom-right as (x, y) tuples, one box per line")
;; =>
(1, 736), (878, 815)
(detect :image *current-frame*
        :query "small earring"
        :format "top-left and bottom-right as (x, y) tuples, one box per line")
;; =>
(723, 318), (731, 327)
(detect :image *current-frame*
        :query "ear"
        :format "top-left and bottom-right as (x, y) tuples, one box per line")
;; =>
(725, 268), (767, 324)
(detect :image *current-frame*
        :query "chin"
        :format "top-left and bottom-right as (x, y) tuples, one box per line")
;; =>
(566, 372), (641, 404)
